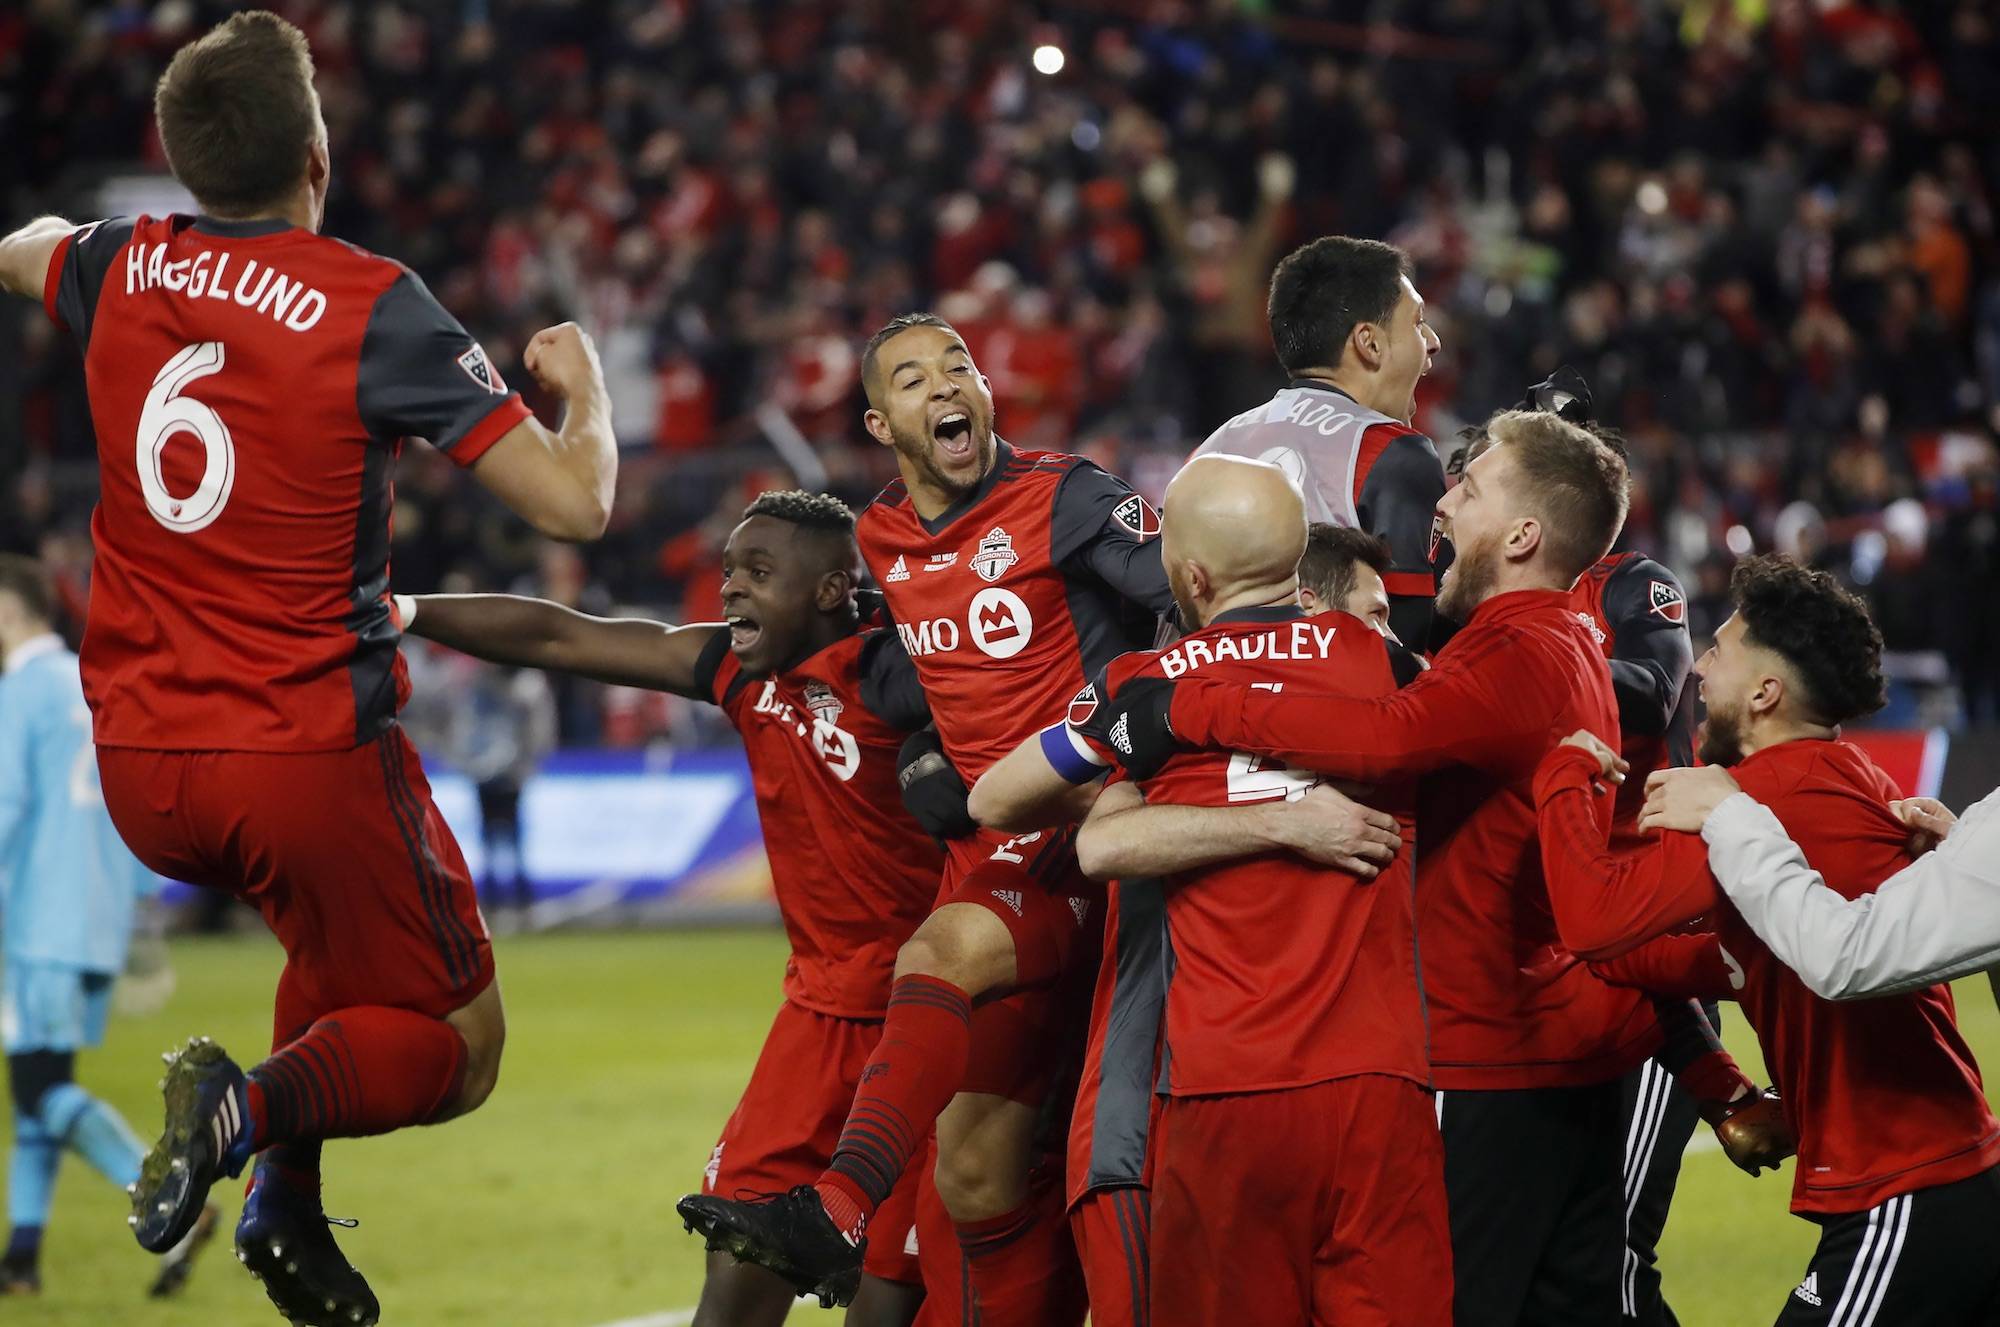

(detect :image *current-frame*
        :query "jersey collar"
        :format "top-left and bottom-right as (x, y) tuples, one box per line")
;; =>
(917, 439), (1014, 537)
(1286, 378), (1360, 404)
(3, 633), (63, 675)
(1208, 604), (1305, 627)
(191, 215), (297, 238)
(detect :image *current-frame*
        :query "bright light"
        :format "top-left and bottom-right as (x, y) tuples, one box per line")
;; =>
(1637, 180), (1668, 215)
(1032, 44), (1065, 76)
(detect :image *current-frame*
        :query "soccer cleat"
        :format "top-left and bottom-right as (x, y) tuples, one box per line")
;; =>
(131, 1037), (253, 1254)
(235, 1167), (380, 1327)
(149, 1201), (221, 1298)
(676, 1187), (865, 1309)
(0, 1252), (39, 1297)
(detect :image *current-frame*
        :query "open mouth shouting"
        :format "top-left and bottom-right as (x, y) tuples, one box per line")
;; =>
(727, 613), (763, 653)
(932, 410), (976, 465)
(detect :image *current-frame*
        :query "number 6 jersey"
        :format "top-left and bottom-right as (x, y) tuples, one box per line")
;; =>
(43, 213), (529, 751)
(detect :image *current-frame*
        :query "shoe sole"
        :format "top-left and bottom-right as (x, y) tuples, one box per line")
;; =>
(131, 1038), (231, 1253)
(236, 1229), (380, 1327)
(675, 1198), (854, 1310)
(149, 1202), (221, 1298)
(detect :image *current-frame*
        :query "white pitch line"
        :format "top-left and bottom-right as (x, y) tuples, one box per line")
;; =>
(587, 1310), (696, 1327)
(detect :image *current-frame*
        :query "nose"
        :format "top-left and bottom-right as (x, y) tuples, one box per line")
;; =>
(1423, 323), (1441, 355)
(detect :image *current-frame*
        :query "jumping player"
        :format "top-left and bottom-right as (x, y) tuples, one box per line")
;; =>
(395, 491), (933, 1326)
(1091, 411), (1666, 1325)
(0, 557), (217, 1300)
(1536, 556), (2000, 1323)
(680, 313), (1176, 1324)
(0, 13), (616, 1325)
(1191, 236), (1447, 648)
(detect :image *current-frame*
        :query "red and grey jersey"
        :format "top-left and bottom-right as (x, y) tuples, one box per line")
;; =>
(857, 441), (1175, 784)
(693, 631), (940, 1019)
(44, 214), (529, 752)
(1568, 552), (1696, 846)
(1192, 381), (1447, 647)
(1062, 607), (1431, 1097)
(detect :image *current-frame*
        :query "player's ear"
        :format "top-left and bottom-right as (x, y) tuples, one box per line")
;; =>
(1351, 319), (1384, 373)
(1505, 515), (1542, 563)
(816, 568), (853, 614)
(1750, 670), (1787, 720)
(863, 408), (893, 449)
(1297, 585), (1322, 614)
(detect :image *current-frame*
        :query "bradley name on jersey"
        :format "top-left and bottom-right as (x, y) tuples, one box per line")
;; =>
(1154, 616), (1344, 679)
(121, 238), (328, 332)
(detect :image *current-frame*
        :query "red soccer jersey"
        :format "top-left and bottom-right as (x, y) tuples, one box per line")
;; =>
(857, 442), (1173, 786)
(1536, 738), (2000, 1214)
(43, 214), (530, 752)
(1165, 588), (1662, 1090)
(697, 631), (941, 1019)
(1068, 608), (1430, 1097)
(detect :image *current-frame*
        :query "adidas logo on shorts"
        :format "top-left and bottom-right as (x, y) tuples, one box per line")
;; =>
(705, 1142), (724, 1190)
(1793, 1272), (1822, 1307)
(1108, 713), (1132, 756)
(992, 889), (1025, 916)
(1068, 897), (1090, 926)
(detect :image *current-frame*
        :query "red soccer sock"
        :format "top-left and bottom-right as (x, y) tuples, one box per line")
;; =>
(245, 1007), (468, 1148)
(955, 1183), (1088, 1327)
(816, 975), (971, 1238)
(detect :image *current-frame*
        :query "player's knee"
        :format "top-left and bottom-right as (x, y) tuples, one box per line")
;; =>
(892, 905), (1017, 994)
(441, 985), (507, 1117)
(932, 1138), (1026, 1220)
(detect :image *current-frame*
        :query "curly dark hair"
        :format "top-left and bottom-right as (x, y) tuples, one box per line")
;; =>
(1730, 554), (1887, 725)
(860, 311), (960, 398)
(741, 489), (855, 535)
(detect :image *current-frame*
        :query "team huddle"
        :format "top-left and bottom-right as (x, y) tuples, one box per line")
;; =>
(0, 9), (1996, 1327)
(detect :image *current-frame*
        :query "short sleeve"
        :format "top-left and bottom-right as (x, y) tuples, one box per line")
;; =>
(692, 628), (736, 707)
(857, 628), (932, 731)
(1049, 462), (1176, 615)
(356, 271), (532, 464)
(46, 217), (137, 347)
(1354, 431), (1447, 598)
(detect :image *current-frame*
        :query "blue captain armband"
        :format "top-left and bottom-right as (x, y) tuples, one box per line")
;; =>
(1041, 721), (1112, 785)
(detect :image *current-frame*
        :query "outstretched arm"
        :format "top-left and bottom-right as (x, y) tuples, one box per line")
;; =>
(1531, 735), (1721, 958)
(399, 593), (720, 700)
(0, 216), (74, 301)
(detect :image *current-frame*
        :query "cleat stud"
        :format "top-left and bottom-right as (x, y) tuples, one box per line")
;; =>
(162, 1052), (174, 1064)
(285, 1261), (297, 1274)
(326, 1299), (337, 1312)
(170, 1158), (186, 1171)
(156, 1202), (170, 1214)
(270, 1244), (282, 1259)
(128, 1215), (139, 1227)
(126, 1183), (137, 1195)
(236, 1251), (246, 1264)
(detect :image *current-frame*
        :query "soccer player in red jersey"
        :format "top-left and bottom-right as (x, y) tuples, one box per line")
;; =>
(0, 14), (616, 1325)
(1535, 555), (2000, 1323)
(1093, 410), (1660, 1325)
(393, 490), (934, 1326)
(974, 460), (1443, 1326)
(680, 315), (1177, 1324)
(966, 518), (1411, 1327)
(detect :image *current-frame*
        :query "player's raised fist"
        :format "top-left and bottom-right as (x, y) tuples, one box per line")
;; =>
(524, 322), (604, 398)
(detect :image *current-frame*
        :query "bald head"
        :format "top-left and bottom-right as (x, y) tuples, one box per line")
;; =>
(1161, 455), (1308, 628)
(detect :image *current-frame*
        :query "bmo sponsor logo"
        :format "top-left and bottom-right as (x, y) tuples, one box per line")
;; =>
(895, 587), (1036, 660)
(751, 681), (861, 781)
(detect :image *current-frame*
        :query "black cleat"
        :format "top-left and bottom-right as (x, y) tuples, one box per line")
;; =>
(0, 1252), (39, 1297)
(676, 1187), (864, 1309)
(149, 1201), (221, 1298)
(131, 1037), (252, 1254)
(235, 1166), (380, 1327)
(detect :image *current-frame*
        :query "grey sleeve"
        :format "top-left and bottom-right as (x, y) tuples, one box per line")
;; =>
(1703, 788), (2000, 998)
(51, 217), (137, 347)
(356, 271), (525, 455)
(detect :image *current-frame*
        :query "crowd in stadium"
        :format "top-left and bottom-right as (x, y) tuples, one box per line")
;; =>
(5, 0), (2000, 743)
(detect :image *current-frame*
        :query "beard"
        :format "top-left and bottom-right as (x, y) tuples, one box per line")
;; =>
(1435, 530), (1500, 625)
(890, 417), (994, 501)
(1698, 701), (1747, 767)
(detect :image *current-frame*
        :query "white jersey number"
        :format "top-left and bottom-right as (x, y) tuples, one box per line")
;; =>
(136, 342), (236, 533)
(1224, 751), (1318, 804)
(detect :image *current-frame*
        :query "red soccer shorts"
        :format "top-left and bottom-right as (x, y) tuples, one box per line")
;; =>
(702, 1000), (920, 1285)
(1069, 1186), (1151, 1327)
(940, 830), (1101, 1107)
(1150, 1075), (1452, 1327)
(99, 727), (494, 1028)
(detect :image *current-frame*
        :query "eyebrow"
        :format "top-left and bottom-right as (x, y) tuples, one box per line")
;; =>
(890, 343), (971, 380)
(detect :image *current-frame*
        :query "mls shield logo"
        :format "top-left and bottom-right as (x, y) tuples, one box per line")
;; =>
(1112, 494), (1160, 540)
(457, 344), (505, 394)
(1648, 580), (1687, 625)
(1429, 512), (1446, 564)
(970, 527), (1019, 583)
(1068, 684), (1098, 726)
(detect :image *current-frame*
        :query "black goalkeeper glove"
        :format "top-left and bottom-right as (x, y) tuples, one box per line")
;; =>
(1516, 365), (1594, 424)
(1093, 675), (1181, 781)
(897, 729), (978, 842)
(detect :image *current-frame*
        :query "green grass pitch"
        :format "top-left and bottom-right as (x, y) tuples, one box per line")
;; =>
(14, 929), (2000, 1325)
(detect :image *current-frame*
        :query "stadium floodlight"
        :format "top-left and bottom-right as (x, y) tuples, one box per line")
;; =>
(1032, 43), (1065, 75)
